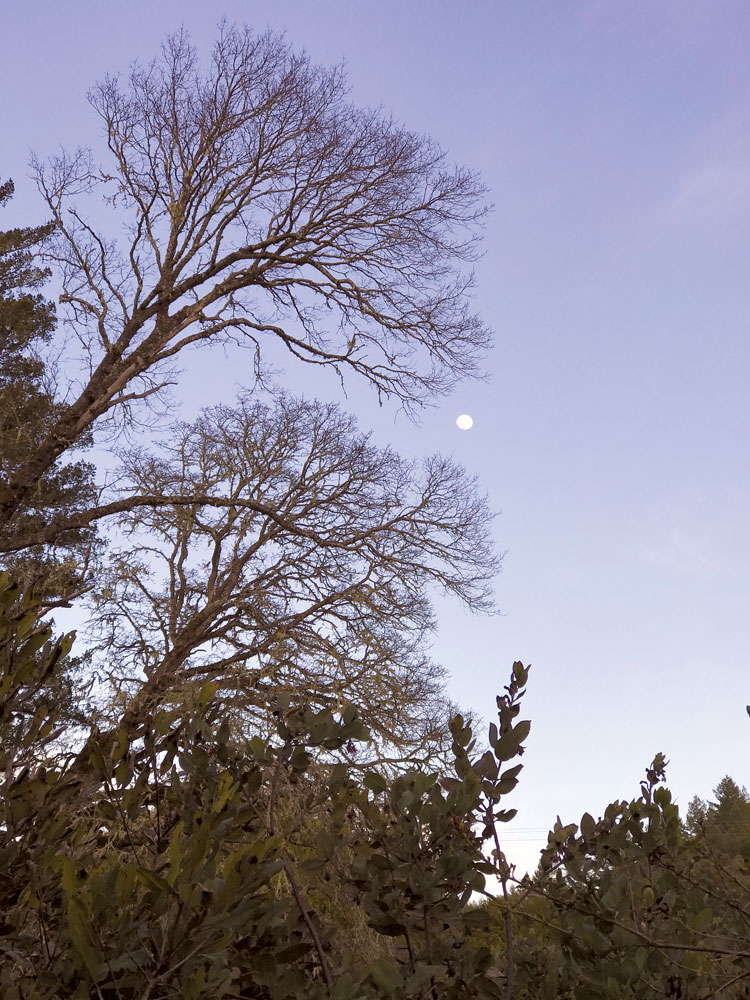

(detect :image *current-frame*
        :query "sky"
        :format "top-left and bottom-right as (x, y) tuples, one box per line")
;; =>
(3, 0), (750, 875)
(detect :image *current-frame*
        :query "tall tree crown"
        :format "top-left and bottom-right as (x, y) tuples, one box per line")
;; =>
(2, 22), (491, 533)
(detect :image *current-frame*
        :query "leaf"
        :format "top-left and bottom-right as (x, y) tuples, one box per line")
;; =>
(167, 820), (184, 885)
(289, 746), (312, 772)
(18, 629), (50, 659)
(332, 976), (357, 1000)
(488, 722), (499, 749)
(275, 690), (291, 712)
(132, 866), (176, 896)
(277, 942), (313, 962)
(498, 762), (523, 787)
(513, 660), (529, 686)
(405, 964), (446, 993)
(211, 770), (235, 813)
(474, 750), (498, 780)
(370, 957), (404, 994)
(580, 812), (596, 841)
(513, 719), (531, 745)
(113, 727), (129, 762)
(300, 857), (328, 873)
(316, 830), (337, 859)
(67, 896), (102, 979)
(61, 856), (77, 896)
(463, 907), (491, 929)
(363, 771), (388, 795)
(115, 758), (133, 787)
(439, 777), (461, 792)
(198, 680), (216, 709)
(691, 907), (713, 931)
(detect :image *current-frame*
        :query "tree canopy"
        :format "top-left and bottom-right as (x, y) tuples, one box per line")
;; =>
(1, 23), (490, 541)
(0, 23), (497, 770)
(87, 393), (497, 765)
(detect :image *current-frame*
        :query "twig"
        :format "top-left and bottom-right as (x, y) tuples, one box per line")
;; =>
(282, 857), (333, 992)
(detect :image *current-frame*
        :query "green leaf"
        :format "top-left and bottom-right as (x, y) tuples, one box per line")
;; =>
(198, 680), (216, 708)
(277, 942), (313, 962)
(61, 856), (77, 896)
(405, 964), (446, 993)
(363, 771), (388, 795)
(513, 718), (531, 744)
(275, 690), (291, 712)
(67, 896), (102, 979)
(112, 727), (129, 762)
(691, 907), (713, 931)
(498, 762), (523, 787)
(580, 812), (596, 841)
(211, 770), (236, 813)
(332, 975), (357, 1000)
(474, 750), (498, 780)
(289, 746), (312, 772)
(488, 722), (499, 749)
(513, 660), (529, 686)
(168, 820), (184, 885)
(463, 907), (491, 929)
(370, 957), (404, 994)
(316, 830), (337, 859)
(132, 866), (175, 895)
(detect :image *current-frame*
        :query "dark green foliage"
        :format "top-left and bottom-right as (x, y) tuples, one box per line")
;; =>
(471, 757), (750, 999)
(0, 180), (99, 605)
(0, 179), (55, 345)
(686, 775), (750, 860)
(0, 576), (532, 998)
(8, 575), (750, 998)
(0, 571), (75, 753)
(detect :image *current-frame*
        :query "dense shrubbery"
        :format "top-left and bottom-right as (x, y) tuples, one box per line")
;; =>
(474, 764), (750, 998)
(0, 575), (530, 998)
(5, 577), (750, 998)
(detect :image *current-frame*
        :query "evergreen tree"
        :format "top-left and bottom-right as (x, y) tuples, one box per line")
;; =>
(692, 775), (750, 859)
(0, 178), (99, 607)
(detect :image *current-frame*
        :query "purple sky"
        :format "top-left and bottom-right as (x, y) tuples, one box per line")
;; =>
(4, 1), (750, 872)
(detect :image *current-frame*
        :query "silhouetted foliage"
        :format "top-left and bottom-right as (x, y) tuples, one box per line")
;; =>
(0, 576), (530, 998)
(471, 760), (750, 999)
(0, 179), (99, 605)
(686, 775), (750, 860)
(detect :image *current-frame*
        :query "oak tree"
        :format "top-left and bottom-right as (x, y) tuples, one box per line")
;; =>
(0, 23), (490, 548)
(87, 393), (498, 766)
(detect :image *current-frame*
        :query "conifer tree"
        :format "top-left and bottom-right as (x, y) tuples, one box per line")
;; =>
(0, 179), (99, 607)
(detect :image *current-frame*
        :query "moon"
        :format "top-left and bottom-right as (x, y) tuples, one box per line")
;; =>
(456, 414), (473, 430)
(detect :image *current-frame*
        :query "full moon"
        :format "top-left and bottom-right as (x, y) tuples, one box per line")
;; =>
(456, 414), (473, 430)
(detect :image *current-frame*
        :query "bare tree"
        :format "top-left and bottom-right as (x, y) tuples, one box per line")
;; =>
(0, 22), (490, 540)
(86, 394), (498, 765)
